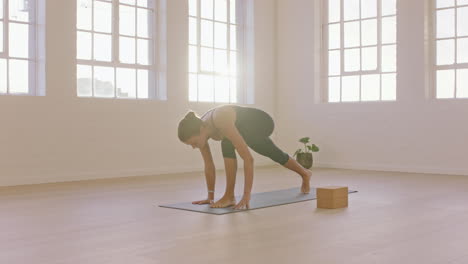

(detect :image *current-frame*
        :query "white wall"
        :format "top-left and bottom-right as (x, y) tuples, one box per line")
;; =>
(0, 0), (278, 186)
(276, 0), (468, 176)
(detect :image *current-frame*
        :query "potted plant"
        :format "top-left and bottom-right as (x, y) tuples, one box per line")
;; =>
(293, 137), (319, 169)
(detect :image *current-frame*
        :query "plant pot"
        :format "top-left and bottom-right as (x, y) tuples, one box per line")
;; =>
(296, 152), (313, 169)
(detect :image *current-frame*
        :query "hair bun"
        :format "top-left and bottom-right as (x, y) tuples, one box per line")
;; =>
(184, 111), (196, 120)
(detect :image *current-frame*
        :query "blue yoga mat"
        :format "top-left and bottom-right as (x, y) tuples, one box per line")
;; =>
(159, 187), (358, 215)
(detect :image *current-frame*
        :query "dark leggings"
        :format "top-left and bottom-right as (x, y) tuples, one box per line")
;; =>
(221, 108), (290, 165)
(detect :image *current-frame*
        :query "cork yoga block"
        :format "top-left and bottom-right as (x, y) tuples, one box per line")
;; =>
(316, 186), (349, 209)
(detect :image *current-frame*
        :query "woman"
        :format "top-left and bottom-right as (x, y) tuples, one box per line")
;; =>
(178, 105), (312, 210)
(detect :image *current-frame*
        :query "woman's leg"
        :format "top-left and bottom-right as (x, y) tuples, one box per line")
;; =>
(281, 157), (312, 194)
(238, 108), (311, 193)
(223, 158), (237, 197)
(211, 157), (238, 208)
(246, 137), (312, 194)
(211, 139), (238, 208)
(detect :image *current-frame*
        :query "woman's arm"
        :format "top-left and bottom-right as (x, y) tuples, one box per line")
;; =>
(199, 143), (216, 201)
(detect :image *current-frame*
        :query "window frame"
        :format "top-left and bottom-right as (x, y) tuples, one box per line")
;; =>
(76, 0), (161, 99)
(322, 0), (398, 103)
(188, 0), (244, 104)
(0, 0), (44, 96)
(431, 0), (468, 100)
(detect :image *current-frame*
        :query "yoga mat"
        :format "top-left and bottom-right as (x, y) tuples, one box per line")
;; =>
(159, 187), (358, 215)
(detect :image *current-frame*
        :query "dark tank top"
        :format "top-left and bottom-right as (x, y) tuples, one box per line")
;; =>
(201, 106), (273, 138)
(201, 106), (241, 134)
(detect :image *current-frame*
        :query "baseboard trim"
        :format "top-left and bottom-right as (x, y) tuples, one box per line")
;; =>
(315, 162), (468, 176)
(0, 161), (275, 187)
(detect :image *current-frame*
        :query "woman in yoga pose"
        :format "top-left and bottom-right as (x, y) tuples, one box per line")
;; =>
(177, 105), (312, 210)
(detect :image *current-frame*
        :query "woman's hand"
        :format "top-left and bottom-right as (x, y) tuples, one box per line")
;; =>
(192, 198), (214, 205)
(233, 195), (250, 210)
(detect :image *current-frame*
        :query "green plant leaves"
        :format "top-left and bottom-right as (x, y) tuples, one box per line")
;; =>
(306, 145), (319, 152)
(311, 144), (319, 152)
(296, 137), (319, 154)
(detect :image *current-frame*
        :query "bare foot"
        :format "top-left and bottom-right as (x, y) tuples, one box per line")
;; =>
(210, 196), (236, 208)
(301, 170), (312, 194)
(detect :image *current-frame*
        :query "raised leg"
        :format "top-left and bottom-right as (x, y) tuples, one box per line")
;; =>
(282, 157), (312, 194)
(245, 136), (312, 194)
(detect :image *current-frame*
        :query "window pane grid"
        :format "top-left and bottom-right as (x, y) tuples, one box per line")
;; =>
(1, 0), (37, 95)
(76, 0), (155, 99)
(326, 0), (397, 102)
(189, 0), (238, 103)
(119, 2), (154, 9)
(435, 0), (468, 99)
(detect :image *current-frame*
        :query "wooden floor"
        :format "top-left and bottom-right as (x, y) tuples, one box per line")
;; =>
(1, 166), (468, 264)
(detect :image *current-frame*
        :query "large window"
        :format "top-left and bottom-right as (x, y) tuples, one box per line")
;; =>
(0, 0), (43, 95)
(325, 0), (397, 102)
(188, 0), (239, 103)
(434, 0), (468, 99)
(76, 0), (157, 99)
